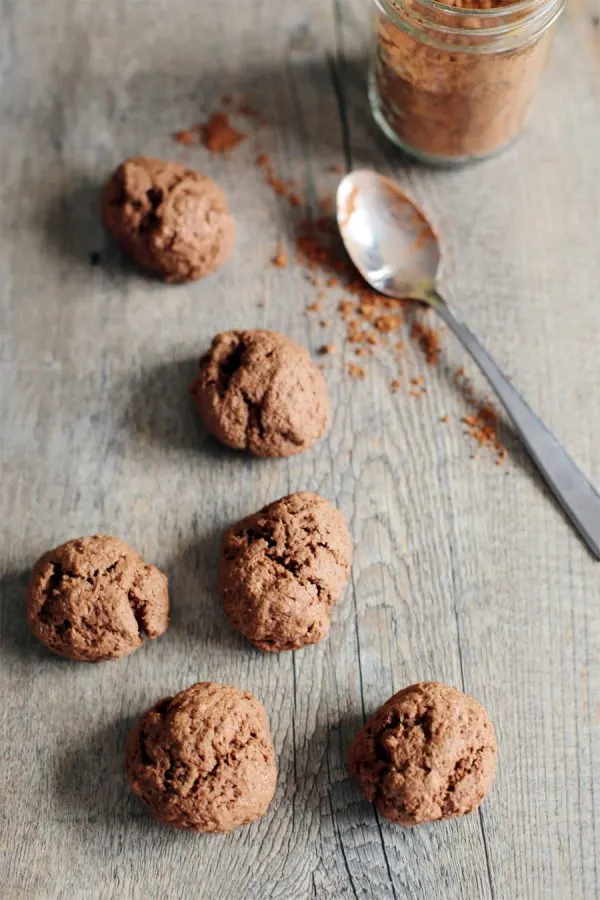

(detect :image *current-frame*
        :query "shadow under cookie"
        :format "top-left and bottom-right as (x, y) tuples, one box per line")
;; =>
(0, 568), (66, 665)
(122, 356), (257, 461)
(54, 716), (138, 826)
(166, 536), (249, 656)
(41, 176), (143, 280)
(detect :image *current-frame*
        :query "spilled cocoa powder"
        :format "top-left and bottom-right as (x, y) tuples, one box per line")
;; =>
(173, 129), (197, 146)
(200, 113), (246, 152)
(411, 322), (441, 365)
(348, 363), (367, 380)
(289, 196), (507, 464)
(271, 244), (288, 268)
(174, 102), (263, 152)
(266, 165), (507, 463)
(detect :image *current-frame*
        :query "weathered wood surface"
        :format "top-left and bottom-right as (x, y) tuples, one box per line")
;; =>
(1, 0), (599, 897)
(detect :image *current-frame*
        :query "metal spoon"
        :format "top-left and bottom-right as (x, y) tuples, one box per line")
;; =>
(337, 168), (600, 559)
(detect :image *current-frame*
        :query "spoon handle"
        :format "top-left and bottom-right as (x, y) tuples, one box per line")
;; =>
(433, 294), (600, 559)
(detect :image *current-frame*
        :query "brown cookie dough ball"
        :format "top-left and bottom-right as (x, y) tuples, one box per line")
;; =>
(220, 492), (352, 651)
(349, 682), (497, 826)
(190, 330), (330, 458)
(125, 682), (277, 833)
(101, 156), (235, 282)
(26, 535), (169, 662)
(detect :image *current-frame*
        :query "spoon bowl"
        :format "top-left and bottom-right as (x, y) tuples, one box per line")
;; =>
(336, 168), (600, 559)
(337, 169), (440, 301)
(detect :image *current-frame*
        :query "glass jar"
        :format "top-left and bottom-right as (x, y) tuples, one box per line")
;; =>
(369, 0), (565, 165)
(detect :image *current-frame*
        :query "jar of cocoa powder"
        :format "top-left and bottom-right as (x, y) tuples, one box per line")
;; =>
(370, 0), (565, 165)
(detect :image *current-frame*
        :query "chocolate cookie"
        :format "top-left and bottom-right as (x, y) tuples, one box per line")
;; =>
(125, 682), (277, 833)
(101, 156), (235, 282)
(191, 330), (330, 457)
(220, 492), (352, 651)
(26, 535), (169, 662)
(349, 682), (497, 826)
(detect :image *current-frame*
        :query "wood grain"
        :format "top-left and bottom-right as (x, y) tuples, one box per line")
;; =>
(1, 0), (599, 898)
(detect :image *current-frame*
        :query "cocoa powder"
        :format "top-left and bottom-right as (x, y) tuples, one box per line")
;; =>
(372, 0), (560, 162)
(173, 111), (247, 151)
(200, 112), (246, 152)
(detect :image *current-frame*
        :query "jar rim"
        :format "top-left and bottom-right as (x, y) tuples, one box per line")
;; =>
(374, 0), (565, 49)
(380, 0), (549, 19)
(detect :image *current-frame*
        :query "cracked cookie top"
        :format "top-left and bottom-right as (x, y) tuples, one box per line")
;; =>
(349, 681), (497, 826)
(190, 330), (330, 458)
(101, 156), (235, 282)
(26, 535), (169, 662)
(219, 492), (352, 651)
(125, 682), (277, 833)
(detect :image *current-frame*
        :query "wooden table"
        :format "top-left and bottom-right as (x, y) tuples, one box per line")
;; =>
(1, 1), (599, 897)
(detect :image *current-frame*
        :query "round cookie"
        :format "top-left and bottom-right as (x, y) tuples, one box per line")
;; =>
(125, 682), (277, 833)
(101, 156), (235, 282)
(349, 682), (497, 826)
(219, 492), (352, 651)
(190, 330), (330, 458)
(26, 535), (169, 662)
